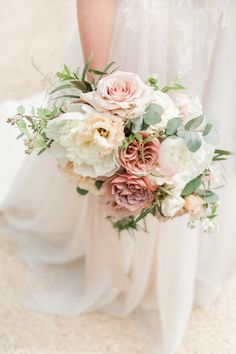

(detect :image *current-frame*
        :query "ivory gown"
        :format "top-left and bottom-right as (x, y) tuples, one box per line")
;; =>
(1, 1), (236, 353)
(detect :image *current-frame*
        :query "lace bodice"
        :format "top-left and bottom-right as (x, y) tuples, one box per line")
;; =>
(111, 0), (234, 93)
(122, 0), (232, 31)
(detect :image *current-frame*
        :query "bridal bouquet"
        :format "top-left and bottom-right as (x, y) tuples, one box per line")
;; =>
(8, 57), (230, 235)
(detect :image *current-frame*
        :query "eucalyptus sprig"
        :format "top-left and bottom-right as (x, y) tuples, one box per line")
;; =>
(7, 105), (60, 154)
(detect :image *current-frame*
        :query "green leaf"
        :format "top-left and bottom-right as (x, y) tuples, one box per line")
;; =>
(103, 61), (116, 74)
(16, 120), (31, 138)
(141, 121), (149, 131)
(76, 187), (89, 195)
(95, 180), (104, 190)
(182, 175), (202, 196)
(56, 72), (74, 81)
(185, 115), (204, 130)
(198, 191), (219, 203)
(162, 80), (185, 93)
(203, 128), (220, 145)
(143, 103), (164, 125)
(213, 148), (232, 161)
(17, 105), (25, 115)
(82, 53), (94, 81)
(35, 135), (47, 149)
(49, 84), (72, 95)
(214, 149), (231, 156)
(64, 65), (71, 75)
(166, 117), (182, 135)
(51, 94), (81, 101)
(71, 80), (92, 93)
(89, 68), (107, 76)
(203, 122), (213, 136)
(185, 131), (202, 152)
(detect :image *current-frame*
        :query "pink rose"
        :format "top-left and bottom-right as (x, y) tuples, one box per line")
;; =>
(102, 172), (156, 216)
(118, 132), (160, 176)
(80, 71), (152, 119)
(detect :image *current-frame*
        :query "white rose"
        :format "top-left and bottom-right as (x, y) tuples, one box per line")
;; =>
(161, 191), (185, 217)
(172, 93), (203, 122)
(47, 106), (124, 178)
(158, 136), (214, 189)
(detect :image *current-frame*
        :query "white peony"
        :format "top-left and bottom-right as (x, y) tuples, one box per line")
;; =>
(161, 191), (185, 217)
(171, 93), (203, 122)
(47, 106), (124, 178)
(158, 136), (214, 189)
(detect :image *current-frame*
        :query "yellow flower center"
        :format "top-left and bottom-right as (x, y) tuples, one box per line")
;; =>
(97, 127), (109, 138)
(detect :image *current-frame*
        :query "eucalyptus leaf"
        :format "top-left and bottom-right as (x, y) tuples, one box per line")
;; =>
(131, 116), (144, 133)
(203, 122), (213, 136)
(203, 128), (220, 145)
(17, 105), (25, 115)
(185, 115), (204, 130)
(198, 191), (219, 203)
(143, 103), (163, 125)
(185, 131), (202, 152)
(16, 120), (30, 138)
(182, 175), (202, 196)
(166, 117), (182, 135)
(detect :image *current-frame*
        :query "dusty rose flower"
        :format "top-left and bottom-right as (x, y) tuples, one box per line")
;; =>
(102, 173), (156, 216)
(184, 195), (204, 215)
(80, 71), (153, 119)
(118, 132), (159, 176)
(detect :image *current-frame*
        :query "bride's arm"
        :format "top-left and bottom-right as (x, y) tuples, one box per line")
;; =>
(77, 0), (116, 70)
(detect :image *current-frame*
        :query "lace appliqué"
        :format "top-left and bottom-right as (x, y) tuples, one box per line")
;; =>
(174, 0), (232, 79)
(123, 0), (165, 31)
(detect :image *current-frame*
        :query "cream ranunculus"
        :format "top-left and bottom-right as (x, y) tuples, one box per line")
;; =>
(47, 106), (125, 178)
(158, 136), (214, 189)
(171, 93), (203, 122)
(161, 191), (185, 217)
(80, 71), (153, 120)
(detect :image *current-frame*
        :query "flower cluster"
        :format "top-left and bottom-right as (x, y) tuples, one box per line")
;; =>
(8, 60), (231, 236)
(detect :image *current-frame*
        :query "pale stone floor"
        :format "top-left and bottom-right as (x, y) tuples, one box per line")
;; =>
(0, 1), (236, 353)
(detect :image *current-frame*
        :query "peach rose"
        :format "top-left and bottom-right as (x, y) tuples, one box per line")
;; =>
(118, 132), (159, 176)
(184, 195), (204, 215)
(102, 173), (156, 216)
(80, 71), (153, 119)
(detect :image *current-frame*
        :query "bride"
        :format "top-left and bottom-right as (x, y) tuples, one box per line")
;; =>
(1, 1), (236, 353)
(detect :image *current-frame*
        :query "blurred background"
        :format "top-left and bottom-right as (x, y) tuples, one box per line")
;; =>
(0, 0), (75, 100)
(0, 1), (236, 354)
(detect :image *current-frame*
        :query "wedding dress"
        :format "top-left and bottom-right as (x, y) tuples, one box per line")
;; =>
(1, 1), (236, 353)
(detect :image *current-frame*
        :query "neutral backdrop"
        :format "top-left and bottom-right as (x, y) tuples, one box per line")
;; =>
(0, 0), (75, 100)
(0, 1), (236, 353)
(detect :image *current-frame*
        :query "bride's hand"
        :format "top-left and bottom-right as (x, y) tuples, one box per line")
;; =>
(77, 0), (116, 71)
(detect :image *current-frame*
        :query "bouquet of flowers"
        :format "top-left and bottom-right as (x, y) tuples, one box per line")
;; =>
(7, 56), (231, 235)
